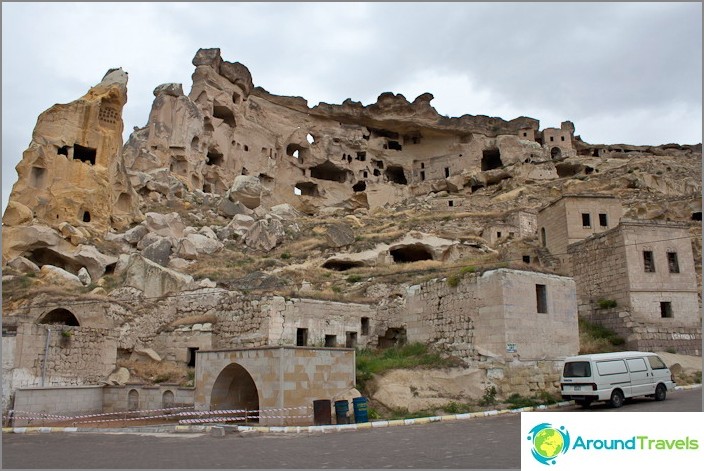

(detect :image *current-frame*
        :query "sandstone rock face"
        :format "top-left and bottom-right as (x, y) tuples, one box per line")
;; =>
(372, 368), (486, 413)
(3, 68), (141, 235)
(2, 201), (33, 226)
(142, 238), (173, 266)
(39, 265), (83, 287)
(325, 223), (355, 248)
(123, 254), (194, 298)
(144, 212), (186, 239)
(244, 219), (285, 252)
(2, 225), (117, 279)
(106, 367), (130, 385)
(227, 175), (266, 209)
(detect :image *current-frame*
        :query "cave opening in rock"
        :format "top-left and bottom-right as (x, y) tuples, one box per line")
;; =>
(352, 181), (367, 192)
(58, 146), (70, 156)
(25, 247), (82, 275)
(322, 260), (365, 271)
(295, 182), (319, 197)
(378, 327), (407, 348)
(387, 140), (402, 151)
(213, 105), (236, 127)
(390, 244), (433, 263)
(73, 144), (96, 165)
(551, 147), (562, 160)
(481, 148), (502, 171)
(310, 161), (349, 183)
(206, 150), (224, 166)
(385, 166), (407, 185)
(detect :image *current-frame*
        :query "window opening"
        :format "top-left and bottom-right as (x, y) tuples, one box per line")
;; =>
(345, 331), (357, 348)
(296, 328), (308, 346)
(643, 251), (655, 273)
(667, 252), (680, 273)
(536, 284), (548, 313)
(187, 347), (199, 367)
(325, 335), (337, 347)
(523, 255), (530, 264)
(599, 213), (608, 227)
(444, 167), (450, 178)
(581, 213), (591, 228)
(660, 302), (672, 318)
(361, 317), (369, 335)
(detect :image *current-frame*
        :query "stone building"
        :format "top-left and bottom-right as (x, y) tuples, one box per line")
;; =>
(537, 194), (624, 273)
(568, 220), (701, 354)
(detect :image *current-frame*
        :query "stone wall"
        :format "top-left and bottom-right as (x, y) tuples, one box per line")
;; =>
(264, 297), (376, 348)
(401, 269), (579, 365)
(102, 384), (194, 413)
(569, 221), (701, 354)
(11, 386), (104, 426)
(195, 347), (355, 426)
(13, 323), (117, 386)
(538, 195), (623, 272)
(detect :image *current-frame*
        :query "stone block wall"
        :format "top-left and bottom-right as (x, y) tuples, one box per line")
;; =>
(403, 278), (479, 360)
(195, 347), (355, 426)
(153, 330), (213, 363)
(102, 384), (194, 413)
(264, 297), (376, 348)
(569, 226), (631, 311)
(11, 386), (104, 426)
(13, 323), (117, 385)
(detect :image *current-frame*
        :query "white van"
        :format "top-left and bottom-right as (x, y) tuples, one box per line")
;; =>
(560, 351), (676, 408)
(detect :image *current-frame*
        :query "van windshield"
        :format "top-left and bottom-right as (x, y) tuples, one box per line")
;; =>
(563, 361), (591, 377)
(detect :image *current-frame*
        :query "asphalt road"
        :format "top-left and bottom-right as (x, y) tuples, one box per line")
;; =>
(2, 388), (700, 470)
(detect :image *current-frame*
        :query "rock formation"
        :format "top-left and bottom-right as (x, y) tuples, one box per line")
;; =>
(1, 47), (701, 414)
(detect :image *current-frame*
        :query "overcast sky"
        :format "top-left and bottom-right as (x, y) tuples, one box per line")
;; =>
(2, 2), (702, 213)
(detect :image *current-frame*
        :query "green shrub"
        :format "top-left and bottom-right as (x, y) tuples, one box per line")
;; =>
(280, 252), (291, 260)
(355, 343), (457, 393)
(443, 401), (475, 414)
(597, 299), (618, 309)
(346, 275), (362, 283)
(460, 266), (476, 275)
(479, 386), (497, 406)
(579, 318), (625, 348)
(447, 275), (460, 288)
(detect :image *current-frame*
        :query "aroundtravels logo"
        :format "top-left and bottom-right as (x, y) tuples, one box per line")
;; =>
(526, 422), (571, 465)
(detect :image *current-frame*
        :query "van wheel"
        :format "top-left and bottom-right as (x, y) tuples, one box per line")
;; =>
(610, 390), (625, 408)
(654, 384), (667, 401)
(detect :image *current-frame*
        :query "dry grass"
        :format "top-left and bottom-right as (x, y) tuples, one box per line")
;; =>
(117, 358), (191, 385)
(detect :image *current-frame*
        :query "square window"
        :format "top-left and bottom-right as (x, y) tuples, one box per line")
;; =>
(581, 213), (591, 228)
(667, 252), (680, 273)
(643, 251), (655, 273)
(660, 302), (673, 318)
(523, 255), (531, 264)
(324, 335), (337, 347)
(599, 213), (608, 227)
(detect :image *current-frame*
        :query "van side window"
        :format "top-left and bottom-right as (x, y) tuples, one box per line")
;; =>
(596, 360), (628, 375)
(563, 361), (591, 377)
(626, 358), (647, 372)
(647, 356), (667, 370)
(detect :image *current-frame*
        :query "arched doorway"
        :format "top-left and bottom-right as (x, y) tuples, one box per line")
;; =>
(210, 363), (260, 422)
(128, 389), (139, 411)
(551, 147), (562, 160)
(38, 308), (80, 326)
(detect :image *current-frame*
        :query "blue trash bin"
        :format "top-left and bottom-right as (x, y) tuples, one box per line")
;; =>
(352, 397), (368, 423)
(334, 400), (349, 424)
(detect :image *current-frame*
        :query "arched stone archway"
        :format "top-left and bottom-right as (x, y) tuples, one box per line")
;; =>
(210, 363), (260, 420)
(38, 308), (80, 326)
(551, 147), (562, 160)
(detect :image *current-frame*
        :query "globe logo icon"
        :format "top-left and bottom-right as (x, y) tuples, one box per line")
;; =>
(527, 423), (570, 465)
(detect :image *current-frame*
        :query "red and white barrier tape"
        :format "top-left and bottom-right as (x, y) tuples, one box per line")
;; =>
(5, 405), (313, 425)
